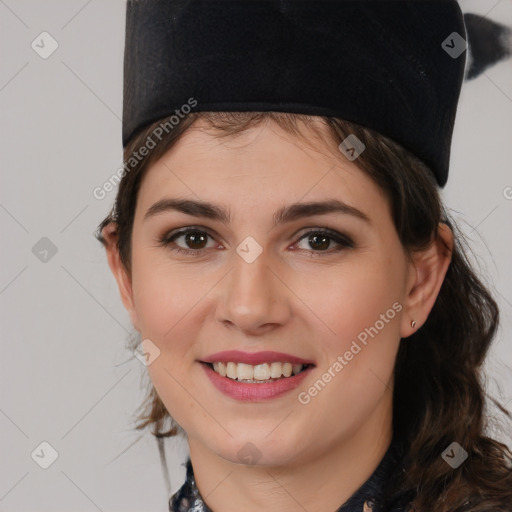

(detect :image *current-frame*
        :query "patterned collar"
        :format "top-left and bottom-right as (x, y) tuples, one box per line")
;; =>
(169, 437), (414, 512)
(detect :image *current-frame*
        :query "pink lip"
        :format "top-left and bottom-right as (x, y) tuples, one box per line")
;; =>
(201, 350), (315, 366)
(200, 362), (314, 401)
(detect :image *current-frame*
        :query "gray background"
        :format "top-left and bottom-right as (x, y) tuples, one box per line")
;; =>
(1, 0), (511, 510)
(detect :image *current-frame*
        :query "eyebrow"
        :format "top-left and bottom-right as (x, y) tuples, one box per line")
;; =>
(143, 198), (371, 227)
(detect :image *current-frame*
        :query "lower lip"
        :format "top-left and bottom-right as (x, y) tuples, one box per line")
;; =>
(201, 362), (314, 401)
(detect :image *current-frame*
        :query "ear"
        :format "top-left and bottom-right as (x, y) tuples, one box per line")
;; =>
(400, 223), (453, 338)
(101, 222), (141, 332)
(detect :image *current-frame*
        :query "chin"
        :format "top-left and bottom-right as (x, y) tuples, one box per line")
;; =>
(208, 430), (305, 468)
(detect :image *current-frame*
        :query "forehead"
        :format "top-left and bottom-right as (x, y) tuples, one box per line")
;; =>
(166, 117), (338, 167)
(135, 118), (389, 222)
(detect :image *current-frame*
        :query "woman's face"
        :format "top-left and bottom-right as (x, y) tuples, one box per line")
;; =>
(121, 118), (418, 466)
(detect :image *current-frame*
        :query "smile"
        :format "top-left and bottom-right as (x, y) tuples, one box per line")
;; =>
(200, 364), (315, 401)
(210, 361), (309, 382)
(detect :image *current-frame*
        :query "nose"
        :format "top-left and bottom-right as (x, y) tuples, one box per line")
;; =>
(215, 249), (291, 336)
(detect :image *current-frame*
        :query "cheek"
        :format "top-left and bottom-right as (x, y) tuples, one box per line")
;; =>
(129, 256), (213, 431)
(129, 248), (207, 343)
(333, 275), (402, 344)
(299, 253), (405, 351)
(297, 256), (404, 412)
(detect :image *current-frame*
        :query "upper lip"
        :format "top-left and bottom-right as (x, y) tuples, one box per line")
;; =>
(201, 350), (315, 366)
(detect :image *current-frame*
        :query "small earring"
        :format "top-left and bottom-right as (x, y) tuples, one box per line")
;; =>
(411, 320), (417, 328)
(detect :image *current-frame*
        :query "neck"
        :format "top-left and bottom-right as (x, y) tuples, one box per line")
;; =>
(187, 393), (393, 512)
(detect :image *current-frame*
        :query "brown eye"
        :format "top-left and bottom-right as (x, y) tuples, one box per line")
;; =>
(295, 229), (354, 254)
(306, 233), (331, 251)
(181, 230), (209, 250)
(160, 228), (217, 256)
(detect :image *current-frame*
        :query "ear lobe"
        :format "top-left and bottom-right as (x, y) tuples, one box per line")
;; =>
(400, 223), (454, 338)
(101, 223), (140, 332)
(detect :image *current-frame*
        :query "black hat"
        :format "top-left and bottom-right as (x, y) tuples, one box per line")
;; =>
(123, 0), (467, 187)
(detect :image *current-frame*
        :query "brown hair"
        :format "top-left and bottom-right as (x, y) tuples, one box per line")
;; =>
(97, 112), (512, 511)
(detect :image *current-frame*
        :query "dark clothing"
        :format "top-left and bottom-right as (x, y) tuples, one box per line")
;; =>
(169, 437), (415, 512)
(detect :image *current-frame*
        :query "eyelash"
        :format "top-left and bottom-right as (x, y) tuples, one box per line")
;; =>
(159, 226), (354, 257)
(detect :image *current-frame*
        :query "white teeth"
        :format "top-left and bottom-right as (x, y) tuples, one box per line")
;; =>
(253, 363), (270, 380)
(213, 361), (227, 377)
(292, 364), (302, 375)
(237, 363), (254, 380)
(270, 362), (282, 378)
(226, 362), (237, 379)
(282, 362), (293, 377)
(210, 361), (306, 381)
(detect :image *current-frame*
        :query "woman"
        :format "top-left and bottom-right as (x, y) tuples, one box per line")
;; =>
(97, 1), (512, 510)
